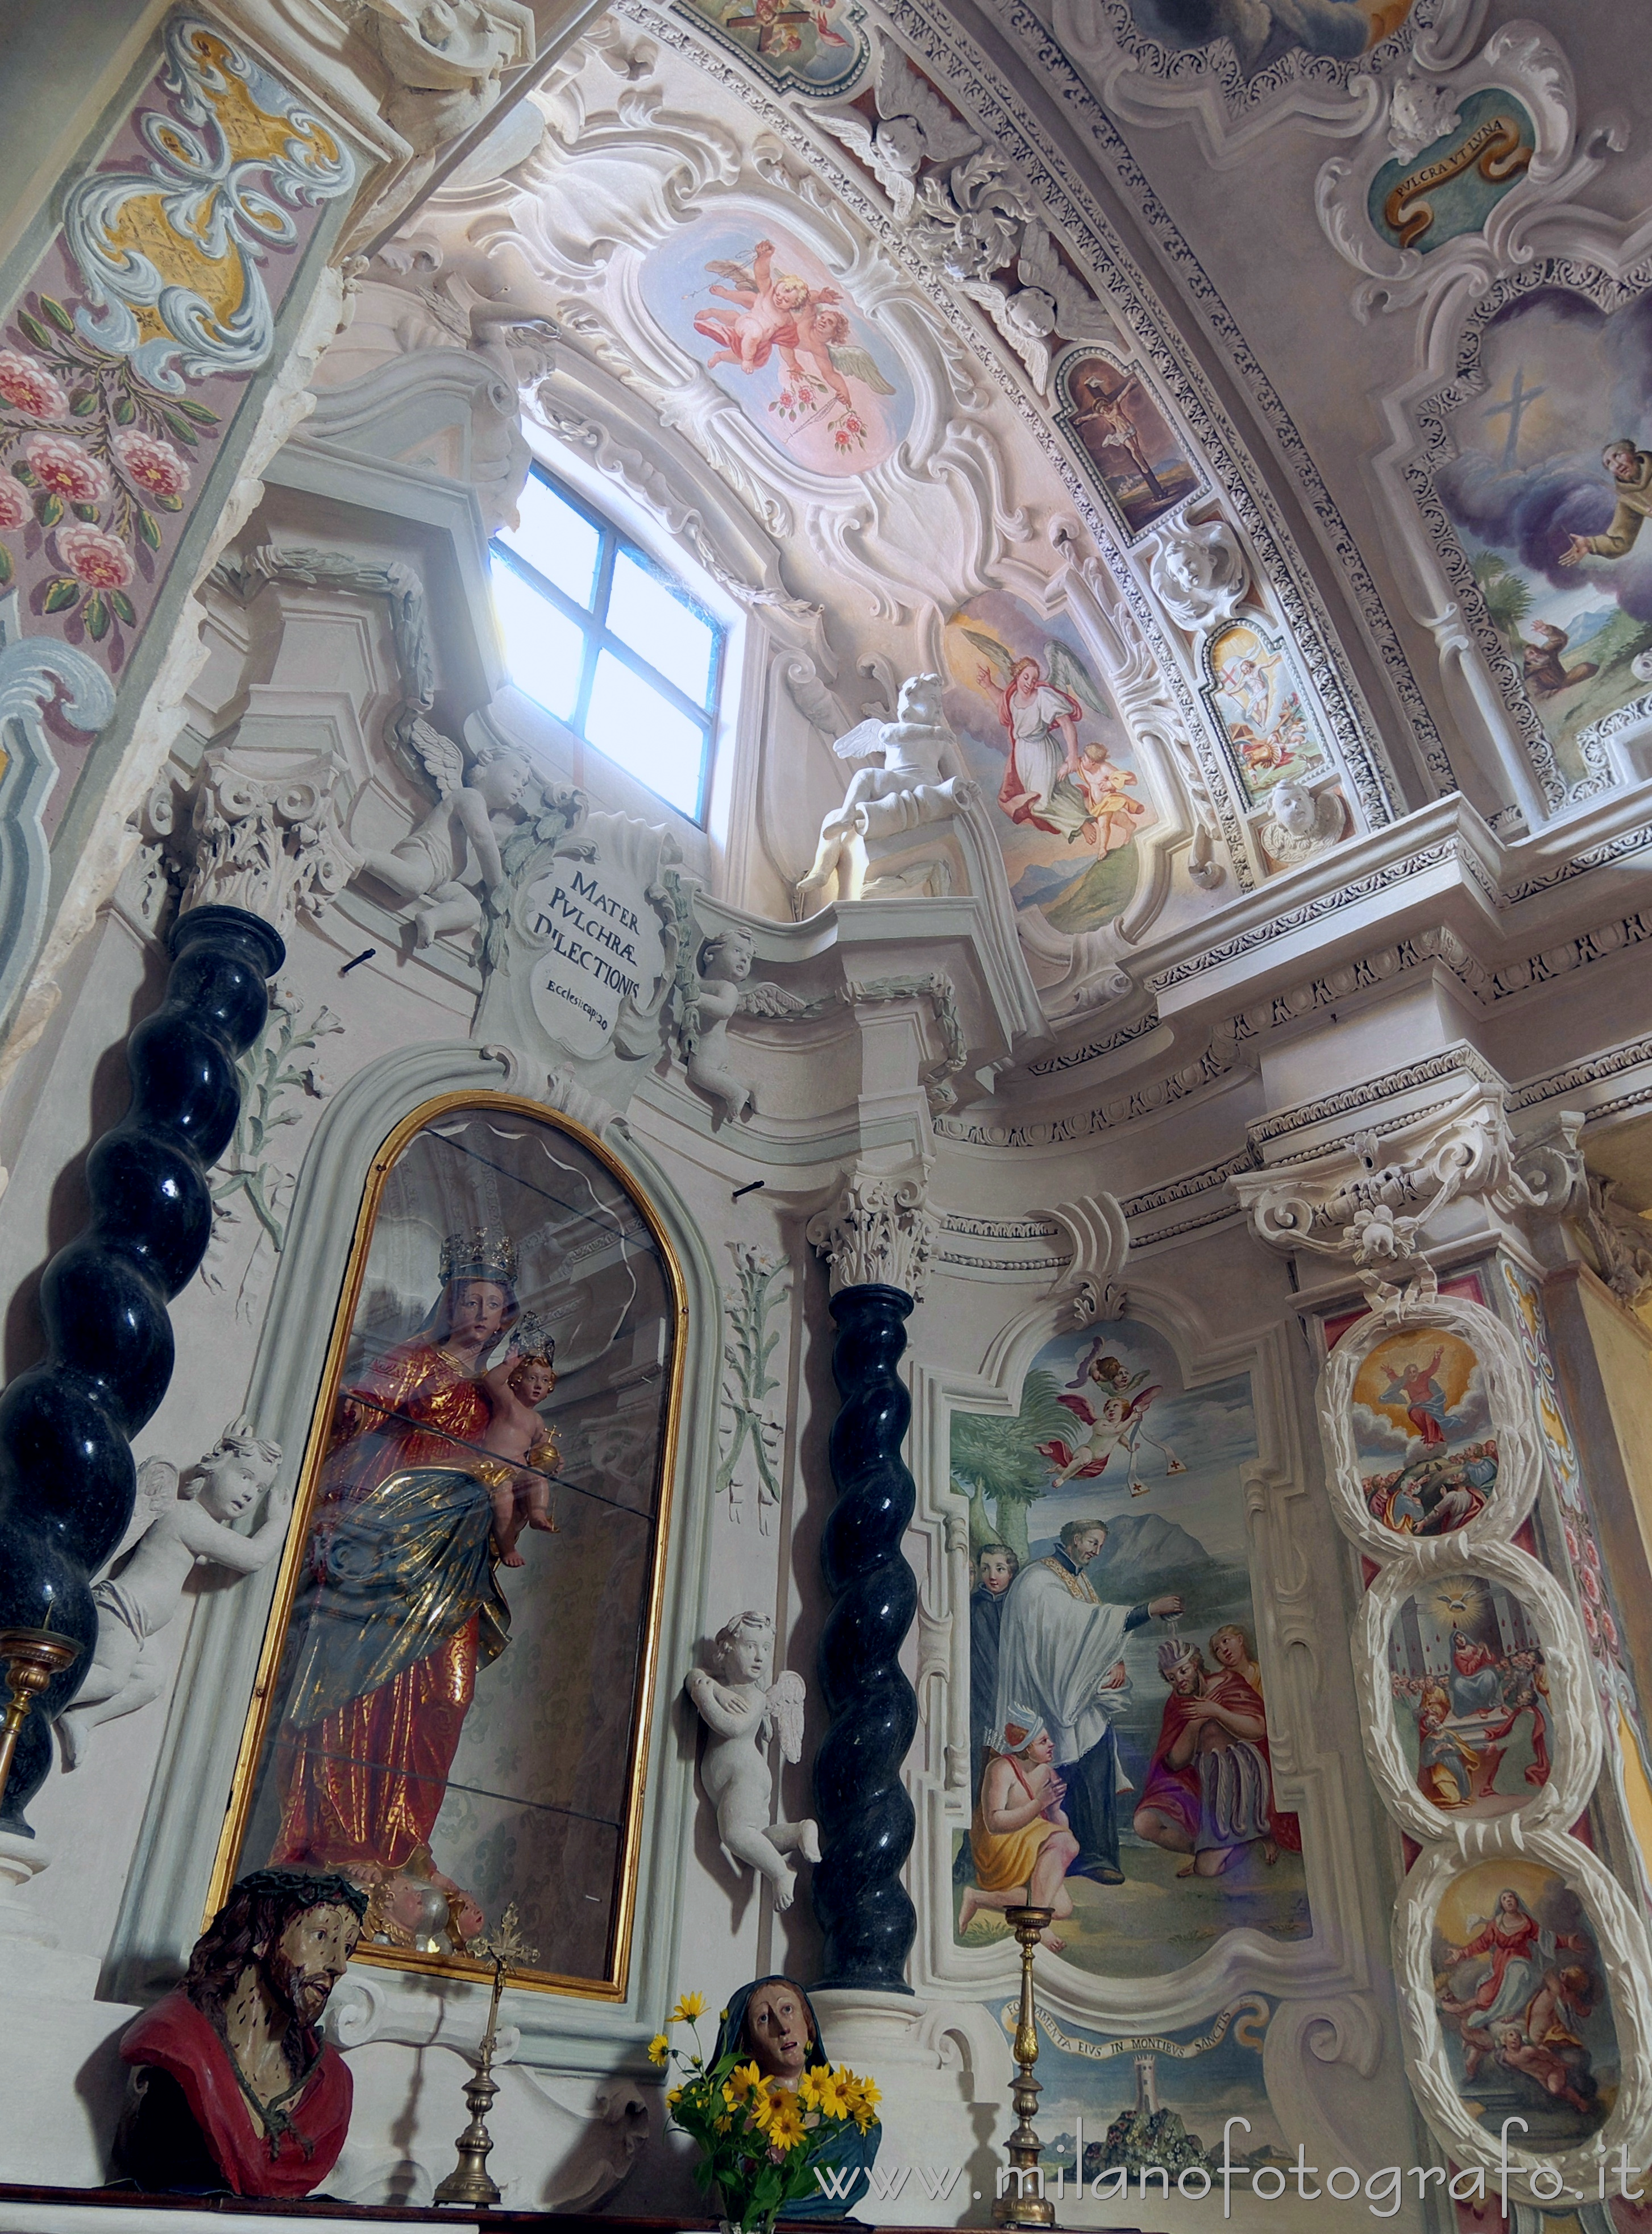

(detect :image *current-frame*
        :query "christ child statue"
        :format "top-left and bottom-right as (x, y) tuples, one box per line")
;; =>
(476, 1313), (561, 1565)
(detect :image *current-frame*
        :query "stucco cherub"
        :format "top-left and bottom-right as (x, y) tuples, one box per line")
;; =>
(356, 719), (538, 948)
(684, 1610), (820, 1912)
(58, 1420), (288, 1768)
(683, 926), (808, 1123)
(1148, 518), (1247, 635)
(1260, 779), (1343, 867)
(352, 0), (534, 155)
(794, 673), (977, 914)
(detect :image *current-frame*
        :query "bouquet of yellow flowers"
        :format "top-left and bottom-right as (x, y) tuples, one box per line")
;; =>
(649, 1993), (880, 2234)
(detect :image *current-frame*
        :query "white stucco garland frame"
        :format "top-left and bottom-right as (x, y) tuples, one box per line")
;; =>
(1355, 1536), (1602, 1847)
(102, 1039), (725, 2070)
(1315, 1289), (1542, 1563)
(1394, 1823), (1652, 2190)
(902, 1271), (1397, 2041)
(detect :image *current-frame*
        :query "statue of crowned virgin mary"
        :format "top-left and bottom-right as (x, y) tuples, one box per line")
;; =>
(268, 1228), (558, 1933)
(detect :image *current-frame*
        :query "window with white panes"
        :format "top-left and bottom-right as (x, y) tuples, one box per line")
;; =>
(490, 466), (725, 823)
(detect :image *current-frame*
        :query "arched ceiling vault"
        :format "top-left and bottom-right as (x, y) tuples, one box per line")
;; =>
(312, 0), (1652, 1112)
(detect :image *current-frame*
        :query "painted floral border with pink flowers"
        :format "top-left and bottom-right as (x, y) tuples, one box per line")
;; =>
(0, 304), (219, 649)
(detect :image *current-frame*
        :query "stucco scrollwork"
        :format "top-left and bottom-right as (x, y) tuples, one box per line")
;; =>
(1315, 19), (1618, 315)
(1578, 1174), (1652, 1310)
(1231, 1086), (1585, 1278)
(0, 614), (115, 1035)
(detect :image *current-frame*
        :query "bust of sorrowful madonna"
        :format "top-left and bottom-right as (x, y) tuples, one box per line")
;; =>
(711, 1977), (881, 2220)
(117, 1870), (366, 2196)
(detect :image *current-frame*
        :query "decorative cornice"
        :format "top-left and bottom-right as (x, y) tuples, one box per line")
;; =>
(1149, 840), (1459, 990)
(1248, 1046), (1502, 1150)
(1119, 1147), (1262, 1223)
(1027, 1009), (1160, 1077)
(1513, 1033), (1652, 1114)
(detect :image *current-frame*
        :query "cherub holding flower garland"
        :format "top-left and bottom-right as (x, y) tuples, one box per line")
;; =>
(649, 1975), (881, 2228)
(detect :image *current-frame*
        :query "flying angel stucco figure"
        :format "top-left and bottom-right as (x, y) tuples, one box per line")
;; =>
(684, 1610), (820, 1912)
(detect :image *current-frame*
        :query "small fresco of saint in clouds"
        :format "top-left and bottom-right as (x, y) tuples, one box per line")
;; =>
(640, 221), (913, 479)
(1204, 621), (1327, 803)
(1351, 1327), (1499, 1540)
(1388, 1574), (1551, 1818)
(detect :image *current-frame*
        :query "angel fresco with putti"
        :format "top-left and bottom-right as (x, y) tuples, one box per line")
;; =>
(942, 594), (1155, 935)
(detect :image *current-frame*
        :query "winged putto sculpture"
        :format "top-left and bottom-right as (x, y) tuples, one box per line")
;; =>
(684, 1610), (820, 1912)
(682, 925), (811, 1124)
(354, 716), (541, 950)
(815, 41), (982, 223)
(794, 673), (980, 915)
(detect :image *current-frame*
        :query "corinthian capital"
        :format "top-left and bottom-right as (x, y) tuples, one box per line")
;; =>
(177, 748), (359, 939)
(807, 1167), (935, 1300)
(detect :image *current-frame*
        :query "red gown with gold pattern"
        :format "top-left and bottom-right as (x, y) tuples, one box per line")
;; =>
(271, 1341), (513, 1874)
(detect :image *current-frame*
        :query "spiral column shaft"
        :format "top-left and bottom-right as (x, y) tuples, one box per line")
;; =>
(0, 903), (284, 1830)
(812, 1282), (919, 1993)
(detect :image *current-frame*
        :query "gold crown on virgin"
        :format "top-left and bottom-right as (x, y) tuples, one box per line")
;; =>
(439, 1226), (519, 1286)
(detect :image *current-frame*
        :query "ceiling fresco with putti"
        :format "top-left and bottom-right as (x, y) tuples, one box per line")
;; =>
(322, 0), (1652, 1074)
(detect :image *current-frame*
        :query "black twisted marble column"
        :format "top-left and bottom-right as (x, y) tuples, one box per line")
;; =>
(812, 1281), (919, 1993)
(0, 903), (283, 1831)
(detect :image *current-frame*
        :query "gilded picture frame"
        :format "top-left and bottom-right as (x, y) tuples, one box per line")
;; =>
(204, 1091), (688, 2000)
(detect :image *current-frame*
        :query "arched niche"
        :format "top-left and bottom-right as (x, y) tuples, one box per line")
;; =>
(106, 1046), (721, 2058)
(207, 1091), (687, 1997)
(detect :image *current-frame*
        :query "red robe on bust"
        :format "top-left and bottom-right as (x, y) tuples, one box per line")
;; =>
(118, 1990), (353, 2196)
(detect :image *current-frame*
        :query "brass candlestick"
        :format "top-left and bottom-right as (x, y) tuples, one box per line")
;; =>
(434, 1904), (538, 2207)
(994, 1905), (1056, 2229)
(0, 1627), (81, 1808)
